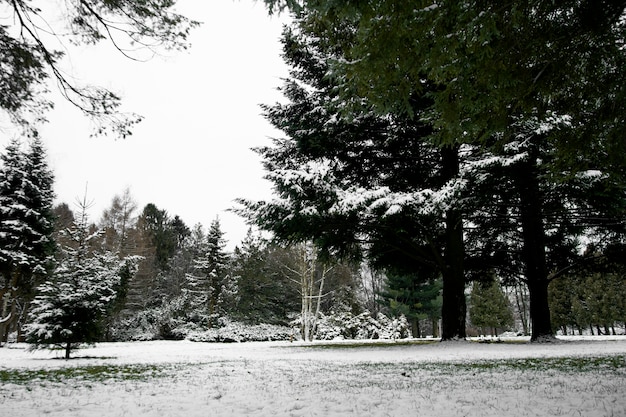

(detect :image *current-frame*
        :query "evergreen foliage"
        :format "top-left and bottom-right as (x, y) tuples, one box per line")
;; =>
(469, 278), (514, 337)
(257, 0), (626, 341)
(0, 138), (55, 343)
(549, 271), (626, 335)
(380, 275), (442, 338)
(183, 218), (232, 327)
(230, 230), (300, 325)
(25, 202), (138, 358)
(0, 0), (199, 137)
(237, 23), (471, 340)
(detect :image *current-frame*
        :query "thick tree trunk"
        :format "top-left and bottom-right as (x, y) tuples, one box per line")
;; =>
(517, 150), (554, 342)
(440, 146), (467, 341)
(441, 208), (467, 340)
(412, 318), (420, 338)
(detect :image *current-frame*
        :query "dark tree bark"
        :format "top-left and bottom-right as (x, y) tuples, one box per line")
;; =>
(441, 208), (467, 340)
(440, 145), (467, 340)
(517, 148), (554, 341)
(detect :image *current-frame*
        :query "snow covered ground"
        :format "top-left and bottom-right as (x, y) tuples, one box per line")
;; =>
(1, 336), (625, 416)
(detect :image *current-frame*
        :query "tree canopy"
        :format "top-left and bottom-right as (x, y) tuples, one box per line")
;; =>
(0, 0), (198, 137)
(251, 0), (626, 341)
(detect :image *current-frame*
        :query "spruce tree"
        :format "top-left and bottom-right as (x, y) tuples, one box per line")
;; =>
(26, 201), (136, 358)
(0, 138), (55, 343)
(184, 219), (232, 326)
(380, 274), (442, 338)
(231, 230), (300, 324)
(469, 278), (514, 337)
(238, 24), (473, 340)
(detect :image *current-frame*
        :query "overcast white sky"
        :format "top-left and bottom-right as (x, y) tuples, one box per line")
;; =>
(1, 1), (290, 248)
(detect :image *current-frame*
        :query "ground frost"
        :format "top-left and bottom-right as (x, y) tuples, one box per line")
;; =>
(1, 338), (625, 416)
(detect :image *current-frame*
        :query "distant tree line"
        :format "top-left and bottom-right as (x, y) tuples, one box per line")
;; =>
(1, 134), (625, 354)
(2, 140), (435, 349)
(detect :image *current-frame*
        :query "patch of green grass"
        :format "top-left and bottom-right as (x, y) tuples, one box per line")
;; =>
(291, 339), (439, 349)
(434, 355), (626, 374)
(0, 363), (173, 386)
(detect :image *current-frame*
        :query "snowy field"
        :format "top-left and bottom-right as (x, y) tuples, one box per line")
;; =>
(1, 336), (625, 417)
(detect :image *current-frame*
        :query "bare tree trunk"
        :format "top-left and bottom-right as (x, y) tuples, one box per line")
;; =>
(431, 316), (439, 339)
(514, 283), (530, 336)
(0, 312), (10, 346)
(312, 266), (326, 340)
(288, 243), (331, 342)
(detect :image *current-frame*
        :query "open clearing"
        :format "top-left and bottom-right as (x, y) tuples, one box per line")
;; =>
(1, 336), (625, 416)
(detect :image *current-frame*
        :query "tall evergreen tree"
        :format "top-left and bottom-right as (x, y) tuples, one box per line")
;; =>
(0, 137), (55, 343)
(261, 0), (626, 341)
(121, 203), (178, 313)
(231, 230), (300, 324)
(465, 120), (626, 340)
(139, 203), (177, 271)
(184, 218), (232, 326)
(381, 274), (442, 338)
(238, 24), (473, 340)
(156, 215), (191, 301)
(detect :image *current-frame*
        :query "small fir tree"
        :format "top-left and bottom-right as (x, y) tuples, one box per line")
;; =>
(26, 200), (135, 358)
(381, 274), (443, 338)
(184, 218), (232, 327)
(469, 277), (514, 337)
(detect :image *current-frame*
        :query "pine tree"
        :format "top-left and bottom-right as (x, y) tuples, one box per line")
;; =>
(25, 200), (137, 358)
(184, 219), (232, 327)
(548, 275), (578, 335)
(157, 215), (191, 301)
(550, 269), (626, 336)
(469, 278), (514, 337)
(381, 274), (442, 338)
(237, 23), (472, 340)
(261, 0), (626, 343)
(231, 230), (299, 324)
(120, 203), (171, 313)
(0, 138), (55, 343)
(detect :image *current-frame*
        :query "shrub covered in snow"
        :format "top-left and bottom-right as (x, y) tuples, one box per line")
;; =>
(111, 301), (202, 342)
(295, 311), (411, 341)
(112, 307), (412, 343)
(111, 308), (184, 341)
(186, 319), (293, 342)
(114, 312), (294, 343)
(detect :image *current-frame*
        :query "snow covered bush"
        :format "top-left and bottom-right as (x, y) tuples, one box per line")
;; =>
(296, 311), (412, 341)
(111, 303), (196, 341)
(186, 319), (293, 343)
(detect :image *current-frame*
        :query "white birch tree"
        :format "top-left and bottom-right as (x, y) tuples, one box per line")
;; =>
(283, 242), (332, 342)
